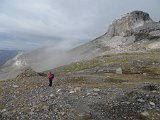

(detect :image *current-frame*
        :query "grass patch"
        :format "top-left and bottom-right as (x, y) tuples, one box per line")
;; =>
(55, 76), (87, 85)
(104, 73), (160, 83)
(45, 51), (160, 77)
(0, 103), (5, 110)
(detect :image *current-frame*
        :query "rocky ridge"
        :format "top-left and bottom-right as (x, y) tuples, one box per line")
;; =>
(107, 11), (153, 37)
(70, 11), (160, 57)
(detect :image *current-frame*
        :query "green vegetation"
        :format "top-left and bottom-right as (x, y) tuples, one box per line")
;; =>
(44, 50), (160, 92)
(45, 50), (160, 76)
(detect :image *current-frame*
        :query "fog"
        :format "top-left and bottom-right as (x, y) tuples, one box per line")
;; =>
(14, 39), (102, 72)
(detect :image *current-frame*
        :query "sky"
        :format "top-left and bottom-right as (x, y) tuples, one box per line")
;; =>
(0, 0), (159, 50)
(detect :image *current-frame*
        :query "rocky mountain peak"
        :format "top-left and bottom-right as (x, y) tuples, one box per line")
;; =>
(107, 11), (153, 37)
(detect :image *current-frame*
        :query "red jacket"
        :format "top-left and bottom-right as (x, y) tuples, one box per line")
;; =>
(48, 73), (52, 79)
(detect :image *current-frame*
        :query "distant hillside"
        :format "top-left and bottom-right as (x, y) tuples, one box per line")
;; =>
(0, 50), (18, 67)
(2, 11), (160, 73)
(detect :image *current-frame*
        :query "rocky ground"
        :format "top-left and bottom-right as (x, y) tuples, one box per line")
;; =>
(1, 51), (160, 120)
(0, 73), (160, 120)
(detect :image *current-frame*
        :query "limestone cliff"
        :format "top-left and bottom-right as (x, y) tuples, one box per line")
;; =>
(107, 11), (153, 37)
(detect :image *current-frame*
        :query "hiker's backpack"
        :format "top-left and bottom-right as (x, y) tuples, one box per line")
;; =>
(52, 73), (54, 79)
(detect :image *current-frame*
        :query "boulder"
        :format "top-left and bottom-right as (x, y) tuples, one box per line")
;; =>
(116, 68), (123, 74)
(140, 111), (149, 118)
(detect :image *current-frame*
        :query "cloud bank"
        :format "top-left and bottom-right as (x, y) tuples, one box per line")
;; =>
(0, 0), (159, 50)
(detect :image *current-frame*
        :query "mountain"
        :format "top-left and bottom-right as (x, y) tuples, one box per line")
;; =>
(0, 51), (26, 80)
(1, 11), (160, 78)
(70, 11), (160, 56)
(0, 50), (18, 67)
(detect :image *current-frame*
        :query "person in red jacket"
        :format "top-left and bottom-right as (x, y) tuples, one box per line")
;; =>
(48, 72), (53, 86)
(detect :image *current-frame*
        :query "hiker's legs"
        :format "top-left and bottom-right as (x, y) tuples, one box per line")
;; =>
(49, 78), (52, 86)
(50, 79), (52, 86)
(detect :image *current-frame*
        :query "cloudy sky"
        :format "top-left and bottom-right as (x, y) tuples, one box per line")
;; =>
(0, 0), (159, 50)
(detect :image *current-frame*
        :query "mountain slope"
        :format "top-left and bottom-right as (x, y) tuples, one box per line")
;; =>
(69, 11), (160, 56)
(1, 11), (160, 79)
(0, 50), (18, 67)
(1, 50), (160, 120)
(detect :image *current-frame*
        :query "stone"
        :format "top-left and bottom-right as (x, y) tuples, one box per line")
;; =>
(140, 111), (149, 118)
(86, 93), (91, 96)
(40, 95), (43, 98)
(121, 102), (130, 104)
(78, 113), (92, 119)
(92, 93), (99, 96)
(93, 88), (100, 92)
(29, 111), (34, 115)
(74, 87), (81, 92)
(13, 85), (18, 88)
(152, 90), (156, 93)
(69, 91), (75, 94)
(49, 94), (55, 99)
(57, 89), (61, 92)
(1, 109), (7, 113)
(42, 105), (49, 111)
(86, 92), (99, 96)
(143, 73), (147, 76)
(31, 108), (35, 112)
(137, 98), (145, 103)
(149, 101), (155, 107)
(116, 68), (123, 74)
(60, 112), (65, 116)
(54, 108), (59, 112)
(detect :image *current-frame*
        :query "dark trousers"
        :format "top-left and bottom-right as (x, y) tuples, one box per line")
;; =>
(49, 78), (52, 86)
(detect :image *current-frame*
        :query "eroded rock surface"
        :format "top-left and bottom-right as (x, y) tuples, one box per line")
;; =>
(107, 11), (153, 37)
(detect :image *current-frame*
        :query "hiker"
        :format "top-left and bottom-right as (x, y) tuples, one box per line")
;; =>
(48, 72), (54, 86)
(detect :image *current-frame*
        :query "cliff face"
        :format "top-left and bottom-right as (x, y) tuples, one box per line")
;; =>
(107, 11), (153, 37)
